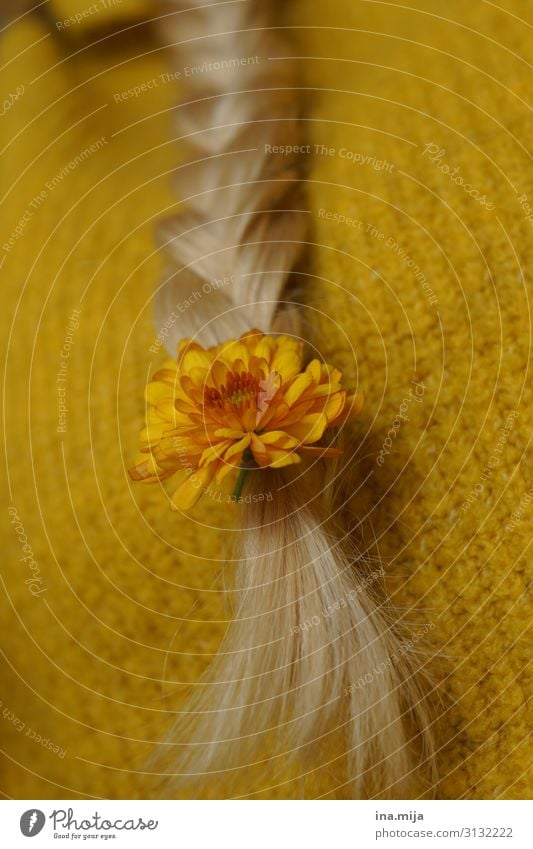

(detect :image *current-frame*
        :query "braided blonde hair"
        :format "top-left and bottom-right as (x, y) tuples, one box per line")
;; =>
(152, 0), (435, 798)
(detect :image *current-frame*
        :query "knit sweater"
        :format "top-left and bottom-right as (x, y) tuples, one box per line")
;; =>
(1, 0), (531, 798)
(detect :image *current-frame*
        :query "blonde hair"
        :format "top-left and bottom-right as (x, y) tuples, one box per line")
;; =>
(152, 0), (435, 798)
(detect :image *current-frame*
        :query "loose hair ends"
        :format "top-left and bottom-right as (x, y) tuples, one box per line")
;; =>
(152, 0), (436, 798)
(155, 469), (435, 798)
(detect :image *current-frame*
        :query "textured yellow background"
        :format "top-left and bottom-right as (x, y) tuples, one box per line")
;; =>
(1, 0), (531, 798)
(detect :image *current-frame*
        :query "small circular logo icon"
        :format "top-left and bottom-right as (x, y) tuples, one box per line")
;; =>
(20, 810), (46, 837)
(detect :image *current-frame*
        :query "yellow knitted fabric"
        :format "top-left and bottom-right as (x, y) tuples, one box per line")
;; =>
(1, 1), (531, 799)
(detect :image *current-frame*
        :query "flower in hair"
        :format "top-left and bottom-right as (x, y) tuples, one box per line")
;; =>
(129, 329), (363, 510)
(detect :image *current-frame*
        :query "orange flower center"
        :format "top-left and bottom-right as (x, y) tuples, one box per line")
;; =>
(204, 371), (260, 410)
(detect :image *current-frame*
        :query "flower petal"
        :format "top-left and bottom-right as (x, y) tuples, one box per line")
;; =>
(250, 432), (268, 461)
(255, 400), (290, 430)
(283, 372), (314, 407)
(152, 366), (178, 385)
(129, 455), (173, 482)
(268, 451), (302, 468)
(140, 423), (173, 447)
(283, 413), (328, 443)
(241, 407), (256, 432)
(209, 358), (229, 390)
(323, 391), (345, 422)
(174, 397), (198, 415)
(299, 445), (343, 457)
(224, 433), (251, 462)
(215, 456), (245, 482)
(170, 463), (218, 510)
(305, 359), (322, 382)
(271, 342), (303, 380)
(214, 427), (246, 439)
(189, 366), (209, 385)
(216, 340), (250, 365)
(145, 381), (172, 405)
(306, 382), (342, 398)
(156, 401), (185, 421)
(253, 336), (275, 364)
(257, 430), (300, 448)
(199, 439), (233, 467)
(180, 349), (212, 373)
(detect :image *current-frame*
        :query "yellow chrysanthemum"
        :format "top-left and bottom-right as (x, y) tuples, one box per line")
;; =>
(129, 329), (363, 509)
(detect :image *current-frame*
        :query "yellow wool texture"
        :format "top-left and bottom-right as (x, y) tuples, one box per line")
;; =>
(1, 1), (531, 799)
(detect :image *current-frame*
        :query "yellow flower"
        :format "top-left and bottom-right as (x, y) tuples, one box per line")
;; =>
(129, 329), (363, 510)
